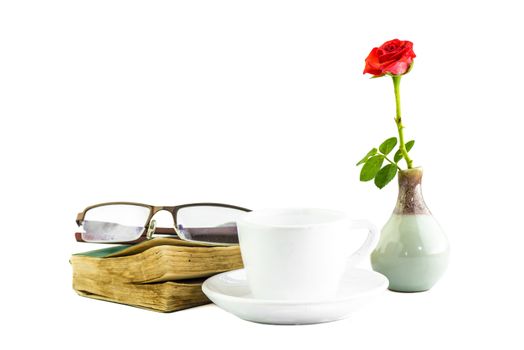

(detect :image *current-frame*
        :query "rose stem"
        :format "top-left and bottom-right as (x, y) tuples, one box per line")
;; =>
(392, 75), (413, 169)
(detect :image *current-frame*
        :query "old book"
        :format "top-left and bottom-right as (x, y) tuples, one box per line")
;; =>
(71, 237), (243, 312)
(74, 277), (209, 312)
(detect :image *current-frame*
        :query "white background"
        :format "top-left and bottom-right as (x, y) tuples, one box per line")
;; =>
(1, 0), (522, 348)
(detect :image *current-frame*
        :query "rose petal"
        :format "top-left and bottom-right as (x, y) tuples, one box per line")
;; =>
(380, 43), (413, 63)
(363, 48), (384, 75)
(383, 60), (410, 75)
(379, 39), (401, 51)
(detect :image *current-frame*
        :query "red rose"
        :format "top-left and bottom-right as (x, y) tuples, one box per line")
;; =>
(363, 39), (416, 77)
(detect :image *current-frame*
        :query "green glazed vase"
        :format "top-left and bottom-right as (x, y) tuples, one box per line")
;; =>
(371, 167), (449, 292)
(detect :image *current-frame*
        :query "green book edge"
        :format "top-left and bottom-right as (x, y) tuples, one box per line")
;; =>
(73, 245), (131, 258)
(71, 237), (222, 259)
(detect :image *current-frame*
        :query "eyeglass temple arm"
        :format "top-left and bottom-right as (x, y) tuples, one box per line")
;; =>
(76, 212), (84, 226)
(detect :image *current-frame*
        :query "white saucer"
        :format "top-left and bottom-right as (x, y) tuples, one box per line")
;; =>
(202, 268), (388, 325)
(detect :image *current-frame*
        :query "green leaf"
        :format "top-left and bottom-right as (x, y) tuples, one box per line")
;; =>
(374, 164), (398, 189)
(379, 137), (397, 155)
(356, 148), (378, 166)
(393, 149), (403, 163)
(360, 155), (384, 182)
(405, 140), (415, 152)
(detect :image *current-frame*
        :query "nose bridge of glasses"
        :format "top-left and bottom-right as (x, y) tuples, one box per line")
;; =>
(147, 207), (178, 236)
(150, 206), (177, 225)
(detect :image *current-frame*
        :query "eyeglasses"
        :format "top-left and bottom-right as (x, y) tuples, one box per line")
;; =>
(75, 202), (251, 245)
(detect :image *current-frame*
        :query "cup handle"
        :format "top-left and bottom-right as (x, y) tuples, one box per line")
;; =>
(347, 220), (379, 267)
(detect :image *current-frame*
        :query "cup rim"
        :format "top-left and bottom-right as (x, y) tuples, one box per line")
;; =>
(237, 207), (349, 229)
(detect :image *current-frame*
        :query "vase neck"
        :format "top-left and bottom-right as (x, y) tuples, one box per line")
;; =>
(394, 168), (431, 215)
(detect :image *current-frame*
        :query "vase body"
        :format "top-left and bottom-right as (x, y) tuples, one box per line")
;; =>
(371, 168), (449, 292)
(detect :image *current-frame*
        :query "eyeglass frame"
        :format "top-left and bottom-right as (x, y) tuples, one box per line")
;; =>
(75, 201), (251, 244)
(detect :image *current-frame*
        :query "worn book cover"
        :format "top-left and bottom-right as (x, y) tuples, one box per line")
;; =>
(71, 237), (243, 312)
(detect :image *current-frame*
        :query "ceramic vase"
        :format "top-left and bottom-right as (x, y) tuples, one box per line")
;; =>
(371, 167), (449, 292)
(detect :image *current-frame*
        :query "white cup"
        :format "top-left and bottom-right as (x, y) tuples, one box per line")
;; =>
(236, 208), (379, 301)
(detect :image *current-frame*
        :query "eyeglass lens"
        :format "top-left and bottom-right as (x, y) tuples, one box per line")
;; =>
(176, 205), (247, 244)
(81, 204), (150, 243)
